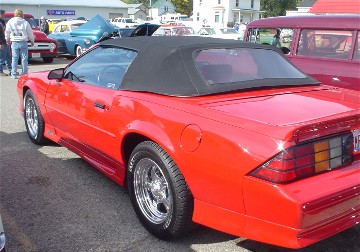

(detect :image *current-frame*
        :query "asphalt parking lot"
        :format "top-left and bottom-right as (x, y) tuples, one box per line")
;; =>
(0, 57), (359, 252)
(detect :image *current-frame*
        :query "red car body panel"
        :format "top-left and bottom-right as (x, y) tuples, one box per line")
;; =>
(16, 39), (360, 248)
(245, 15), (360, 91)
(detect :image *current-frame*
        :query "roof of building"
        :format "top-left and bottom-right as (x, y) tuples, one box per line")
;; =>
(152, 0), (174, 8)
(1, 0), (128, 8)
(298, 0), (316, 8)
(309, 0), (360, 14)
(127, 4), (145, 8)
(128, 8), (143, 15)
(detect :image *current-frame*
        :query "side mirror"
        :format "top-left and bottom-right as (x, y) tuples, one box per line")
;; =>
(48, 68), (64, 80)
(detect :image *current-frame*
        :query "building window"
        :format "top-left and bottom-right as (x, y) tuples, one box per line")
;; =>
(218, 0), (221, 4)
(236, 0), (239, 7)
(251, 0), (254, 8)
(215, 14), (220, 23)
(197, 12), (200, 21)
(199, 0), (202, 6)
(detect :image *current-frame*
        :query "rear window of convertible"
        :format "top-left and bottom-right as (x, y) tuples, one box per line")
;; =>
(194, 48), (307, 85)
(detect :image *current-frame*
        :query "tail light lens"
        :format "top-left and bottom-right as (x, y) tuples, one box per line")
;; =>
(250, 132), (354, 184)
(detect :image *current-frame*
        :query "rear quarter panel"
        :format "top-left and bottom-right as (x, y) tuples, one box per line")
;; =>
(110, 93), (292, 214)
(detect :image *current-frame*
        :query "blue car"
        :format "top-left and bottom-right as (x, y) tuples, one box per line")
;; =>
(49, 15), (116, 57)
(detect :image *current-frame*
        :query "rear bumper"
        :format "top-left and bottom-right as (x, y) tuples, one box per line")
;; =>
(193, 164), (359, 249)
(242, 159), (360, 248)
(28, 52), (57, 58)
(243, 185), (359, 248)
(298, 202), (359, 244)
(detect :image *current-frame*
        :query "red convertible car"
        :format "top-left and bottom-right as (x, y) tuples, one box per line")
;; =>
(16, 37), (360, 248)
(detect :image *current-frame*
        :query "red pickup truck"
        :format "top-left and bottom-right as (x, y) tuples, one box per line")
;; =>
(4, 12), (58, 63)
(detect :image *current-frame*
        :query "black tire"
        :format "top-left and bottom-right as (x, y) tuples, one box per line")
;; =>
(43, 57), (54, 63)
(127, 141), (193, 239)
(23, 90), (47, 145)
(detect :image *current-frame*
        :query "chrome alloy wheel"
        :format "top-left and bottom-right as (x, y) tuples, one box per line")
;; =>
(25, 97), (38, 139)
(134, 158), (172, 224)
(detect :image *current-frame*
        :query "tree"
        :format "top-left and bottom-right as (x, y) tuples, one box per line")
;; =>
(172, 0), (193, 16)
(122, 0), (150, 6)
(261, 0), (303, 17)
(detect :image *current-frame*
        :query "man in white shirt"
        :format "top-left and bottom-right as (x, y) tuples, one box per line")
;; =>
(5, 9), (34, 79)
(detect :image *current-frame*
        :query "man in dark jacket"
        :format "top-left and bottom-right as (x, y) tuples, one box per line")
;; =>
(40, 16), (49, 35)
(0, 9), (12, 76)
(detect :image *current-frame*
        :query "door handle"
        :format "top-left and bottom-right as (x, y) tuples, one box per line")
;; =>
(94, 102), (105, 109)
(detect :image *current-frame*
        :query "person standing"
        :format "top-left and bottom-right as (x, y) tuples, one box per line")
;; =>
(233, 22), (239, 32)
(5, 9), (34, 79)
(40, 16), (49, 35)
(0, 9), (12, 76)
(271, 34), (281, 47)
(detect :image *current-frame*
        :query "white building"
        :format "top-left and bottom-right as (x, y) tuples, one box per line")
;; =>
(149, 0), (177, 20)
(193, 0), (262, 28)
(0, 0), (129, 20)
(286, 0), (316, 16)
(128, 4), (149, 21)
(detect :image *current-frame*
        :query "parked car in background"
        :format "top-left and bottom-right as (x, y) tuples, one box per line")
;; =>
(47, 18), (62, 33)
(118, 23), (159, 37)
(48, 19), (87, 56)
(111, 17), (137, 28)
(245, 15), (360, 91)
(117, 27), (136, 38)
(197, 26), (242, 40)
(49, 15), (110, 56)
(17, 36), (359, 249)
(153, 25), (194, 36)
(4, 12), (58, 63)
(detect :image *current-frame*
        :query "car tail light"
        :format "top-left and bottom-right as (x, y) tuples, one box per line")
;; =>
(250, 132), (354, 184)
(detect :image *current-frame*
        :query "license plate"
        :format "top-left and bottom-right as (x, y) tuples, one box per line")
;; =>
(353, 129), (360, 153)
(32, 53), (41, 58)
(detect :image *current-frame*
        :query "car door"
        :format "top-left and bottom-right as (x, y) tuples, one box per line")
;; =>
(290, 29), (359, 91)
(45, 45), (138, 170)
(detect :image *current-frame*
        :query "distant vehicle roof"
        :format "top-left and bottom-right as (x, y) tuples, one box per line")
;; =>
(4, 12), (34, 18)
(247, 15), (360, 29)
(55, 20), (87, 26)
(98, 36), (317, 96)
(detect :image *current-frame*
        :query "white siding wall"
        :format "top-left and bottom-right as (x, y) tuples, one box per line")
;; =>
(1, 4), (128, 20)
(193, 0), (261, 28)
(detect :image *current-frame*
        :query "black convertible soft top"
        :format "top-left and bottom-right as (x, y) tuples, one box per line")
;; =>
(99, 36), (318, 96)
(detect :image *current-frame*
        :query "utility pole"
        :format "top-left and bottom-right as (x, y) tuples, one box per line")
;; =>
(149, 0), (152, 20)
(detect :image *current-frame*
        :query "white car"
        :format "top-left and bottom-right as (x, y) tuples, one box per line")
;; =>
(152, 26), (195, 36)
(197, 27), (242, 40)
(50, 20), (87, 34)
(111, 17), (137, 28)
